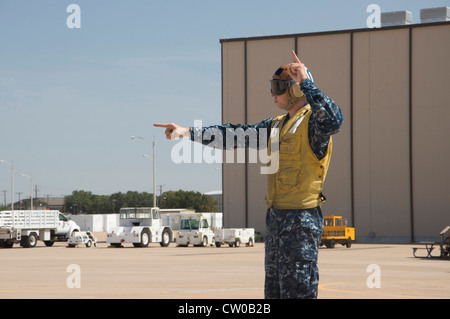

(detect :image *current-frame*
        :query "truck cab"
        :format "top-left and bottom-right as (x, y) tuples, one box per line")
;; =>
(55, 213), (79, 238)
(177, 216), (215, 247)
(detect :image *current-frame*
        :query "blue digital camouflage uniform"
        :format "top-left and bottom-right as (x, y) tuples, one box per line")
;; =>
(190, 78), (343, 299)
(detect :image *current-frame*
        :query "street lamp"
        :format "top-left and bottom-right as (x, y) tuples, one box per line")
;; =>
(0, 160), (14, 210)
(131, 136), (156, 208)
(20, 174), (33, 210)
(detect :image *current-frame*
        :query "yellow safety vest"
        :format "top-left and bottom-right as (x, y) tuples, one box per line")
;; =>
(266, 105), (333, 209)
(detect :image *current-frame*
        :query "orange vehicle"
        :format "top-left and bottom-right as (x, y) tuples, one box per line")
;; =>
(321, 215), (355, 248)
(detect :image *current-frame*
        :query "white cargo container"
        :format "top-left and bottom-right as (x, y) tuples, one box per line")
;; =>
(215, 228), (255, 247)
(106, 207), (173, 247)
(177, 215), (215, 247)
(0, 210), (81, 248)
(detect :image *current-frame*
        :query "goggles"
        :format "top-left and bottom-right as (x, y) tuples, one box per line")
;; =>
(270, 79), (297, 95)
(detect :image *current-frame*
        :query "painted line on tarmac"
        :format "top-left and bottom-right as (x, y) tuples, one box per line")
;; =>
(0, 285), (263, 298)
(319, 279), (450, 298)
(0, 288), (188, 298)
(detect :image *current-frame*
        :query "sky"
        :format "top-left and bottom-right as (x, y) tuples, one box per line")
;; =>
(0, 0), (448, 204)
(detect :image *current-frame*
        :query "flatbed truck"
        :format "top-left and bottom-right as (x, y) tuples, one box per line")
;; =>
(0, 210), (80, 248)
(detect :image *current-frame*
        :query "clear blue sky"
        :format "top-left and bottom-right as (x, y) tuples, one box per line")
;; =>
(0, 0), (448, 203)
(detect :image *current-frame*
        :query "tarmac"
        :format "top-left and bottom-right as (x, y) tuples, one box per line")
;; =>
(0, 232), (448, 300)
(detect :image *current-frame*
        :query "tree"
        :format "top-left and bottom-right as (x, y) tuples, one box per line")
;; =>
(62, 189), (216, 214)
(65, 190), (94, 214)
(160, 190), (217, 212)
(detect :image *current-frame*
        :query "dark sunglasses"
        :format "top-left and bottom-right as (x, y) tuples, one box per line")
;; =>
(270, 79), (296, 95)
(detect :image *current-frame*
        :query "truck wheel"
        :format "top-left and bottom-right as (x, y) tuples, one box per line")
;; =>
(86, 240), (92, 248)
(160, 229), (170, 247)
(0, 240), (6, 248)
(3, 240), (14, 248)
(346, 238), (352, 248)
(326, 240), (335, 249)
(44, 240), (55, 247)
(138, 229), (150, 247)
(248, 238), (254, 247)
(201, 236), (208, 247)
(235, 239), (241, 248)
(22, 233), (38, 248)
(215, 242), (222, 248)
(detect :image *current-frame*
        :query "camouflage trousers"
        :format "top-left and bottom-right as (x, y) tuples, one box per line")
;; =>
(264, 207), (323, 299)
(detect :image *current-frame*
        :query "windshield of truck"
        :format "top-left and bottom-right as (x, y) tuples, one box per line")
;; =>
(180, 219), (199, 230)
(324, 219), (333, 226)
(202, 219), (208, 228)
(120, 208), (154, 219)
(137, 209), (151, 218)
(120, 209), (135, 219)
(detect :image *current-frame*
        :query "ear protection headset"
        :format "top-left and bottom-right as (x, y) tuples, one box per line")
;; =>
(289, 82), (303, 98)
(289, 67), (314, 97)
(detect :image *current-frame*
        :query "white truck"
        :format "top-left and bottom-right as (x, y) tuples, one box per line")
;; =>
(177, 215), (215, 247)
(106, 207), (172, 247)
(215, 228), (255, 248)
(0, 210), (81, 248)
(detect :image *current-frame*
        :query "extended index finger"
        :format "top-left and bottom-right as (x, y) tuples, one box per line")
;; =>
(291, 50), (301, 64)
(153, 123), (172, 128)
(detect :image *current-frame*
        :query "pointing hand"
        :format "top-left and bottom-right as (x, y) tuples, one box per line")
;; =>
(287, 50), (309, 83)
(153, 123), (190, 140)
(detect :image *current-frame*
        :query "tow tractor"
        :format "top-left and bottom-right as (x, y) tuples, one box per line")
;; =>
(177, 215), (215, 247)
(106, 207), (173, 248)
(321, 215), (355, 248)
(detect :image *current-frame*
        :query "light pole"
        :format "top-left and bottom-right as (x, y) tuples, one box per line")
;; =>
(0, 160), (14, 210)
(143, 154), (156, 208)
(131, 136), (156, 208)
(20, 174), (33, 210)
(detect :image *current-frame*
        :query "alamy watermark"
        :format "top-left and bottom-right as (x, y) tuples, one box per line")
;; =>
(366, 4), (381, 29)
(366, 264), (381, 288)
(169, 120), (279, 175)
(66, 264), (81, 289)
(66, 4), (81, 29)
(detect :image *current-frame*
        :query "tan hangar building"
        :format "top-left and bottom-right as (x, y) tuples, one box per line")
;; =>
(219, 10), (450, 243)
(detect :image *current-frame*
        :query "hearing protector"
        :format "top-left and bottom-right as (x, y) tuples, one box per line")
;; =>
(289, 82), (304, 98)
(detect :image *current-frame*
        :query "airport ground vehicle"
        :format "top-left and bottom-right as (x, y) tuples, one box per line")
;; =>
(0, 210), (81, 248)
(320, 215), (355, 248)
(215, 228), (255, 247)
(67, 231), (97, 248)
(177, 215), (215, 247)
(106, 207), (173, 247)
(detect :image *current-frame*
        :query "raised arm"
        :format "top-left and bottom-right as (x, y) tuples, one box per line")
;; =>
(288, 50), (343, 137)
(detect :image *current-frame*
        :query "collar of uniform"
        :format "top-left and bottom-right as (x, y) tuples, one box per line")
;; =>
(280, 103), (310, 135)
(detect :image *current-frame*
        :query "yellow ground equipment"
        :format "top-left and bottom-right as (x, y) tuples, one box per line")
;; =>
(321, 215), (355, 248)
